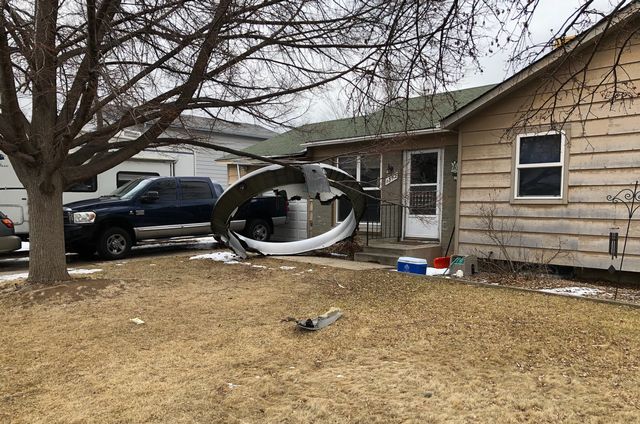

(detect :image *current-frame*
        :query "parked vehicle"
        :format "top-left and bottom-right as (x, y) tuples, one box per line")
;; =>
(229, 191), (288, 241)
(0, 143), (196, 237)
(64, 176), (222, 259)
(0, 211), (21, 254)
(63, 176), (288, 260)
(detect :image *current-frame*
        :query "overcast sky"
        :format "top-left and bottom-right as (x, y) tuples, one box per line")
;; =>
(299, 0), (624, 125)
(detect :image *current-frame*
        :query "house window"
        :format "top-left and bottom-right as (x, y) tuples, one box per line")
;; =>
(336, 155), (381, 223)
(117, 171), (160, 187)
(66, 176), (97, 192)
(515, 132), (565, 199)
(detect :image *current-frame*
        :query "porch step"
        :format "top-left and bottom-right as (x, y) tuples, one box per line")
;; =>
(355, 242), (442, 266)
(354, 251), (402, 266)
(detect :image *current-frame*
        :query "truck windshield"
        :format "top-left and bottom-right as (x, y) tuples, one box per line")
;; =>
(108, 178), (150, 199)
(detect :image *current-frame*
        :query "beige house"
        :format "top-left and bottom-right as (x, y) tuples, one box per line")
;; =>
(223, 3), (640, 273)
(447, 3), (640, 273)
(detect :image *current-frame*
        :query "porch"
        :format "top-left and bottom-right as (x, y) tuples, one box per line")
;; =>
(355, 238), (442, 266)
(354, 203), (444, 266)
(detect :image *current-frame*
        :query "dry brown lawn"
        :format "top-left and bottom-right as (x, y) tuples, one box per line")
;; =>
(2, 252), (640, 423)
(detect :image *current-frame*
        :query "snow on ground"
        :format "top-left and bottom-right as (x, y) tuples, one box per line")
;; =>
(17, 242), (29, 252)
(68, 268), (103, 275)
(0, 256), (30, 264)
(0, 268), (102, 282)
(135, 236), (218, 250)
(426, 268), (449, 276)
(190, 252), (242, 263)
(279, 266), (296, 270)
(539, 287), (602, 297)
(390, 267), (450, 276)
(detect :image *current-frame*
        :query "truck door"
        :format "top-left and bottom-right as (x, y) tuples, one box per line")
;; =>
(132, 178), (183, 239)
(178, 178), (217, 236)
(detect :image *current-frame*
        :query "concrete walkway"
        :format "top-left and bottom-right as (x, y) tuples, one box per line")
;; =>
(272, 255), (391, 270)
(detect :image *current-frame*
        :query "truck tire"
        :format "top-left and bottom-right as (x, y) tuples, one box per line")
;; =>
(97, 226), (132, 260)
(245, 219), (271, 241)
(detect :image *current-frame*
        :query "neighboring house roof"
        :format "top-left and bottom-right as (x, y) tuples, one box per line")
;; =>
(442, 2), (640, 128)
(167, 114), (277, 140)
(100, 107), (277, 141)
(221, 84), (495, 162)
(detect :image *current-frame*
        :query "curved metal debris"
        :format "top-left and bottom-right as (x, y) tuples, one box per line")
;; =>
(211, 164), (366, 258)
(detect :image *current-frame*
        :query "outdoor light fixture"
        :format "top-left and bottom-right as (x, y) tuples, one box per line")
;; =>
(451, 160), (459, 180)
(386, 164), (394, 175)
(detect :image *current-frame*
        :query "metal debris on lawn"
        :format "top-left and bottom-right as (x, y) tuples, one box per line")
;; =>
(297, 307), (343, 331)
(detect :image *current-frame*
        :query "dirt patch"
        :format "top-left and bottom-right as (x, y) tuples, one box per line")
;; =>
(3, 278), (127, 306)
(2, 250), (640, 423)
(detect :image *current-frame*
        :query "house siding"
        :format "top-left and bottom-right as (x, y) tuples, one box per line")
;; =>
(456, 26), (640, 271)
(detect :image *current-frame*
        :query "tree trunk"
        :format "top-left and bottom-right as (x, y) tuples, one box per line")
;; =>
(24, 177), (70, 284)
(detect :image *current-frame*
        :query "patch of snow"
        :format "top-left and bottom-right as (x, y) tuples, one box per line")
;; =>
(426, 268), (449, 276)
(0, 272), (28, 282)
(224, 261), (251, 266)
(134, 236), (219, 251)
(17, 241), (29, 252)
(190, 252), (240, 262)
(68, 269), (103, 275)
(251, 265), (267, 269)
(0, 257), (30, 264)
(279, 266), (296, 270)
(539, 286), (602, 297)
(329, 253), (347, 258)
(0, 268), (101, 282)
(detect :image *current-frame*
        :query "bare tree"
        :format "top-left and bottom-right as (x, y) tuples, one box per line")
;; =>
(0, 0), (631, 283)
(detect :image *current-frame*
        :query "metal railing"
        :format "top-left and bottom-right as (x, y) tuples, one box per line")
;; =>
(365, 202), (403, 245)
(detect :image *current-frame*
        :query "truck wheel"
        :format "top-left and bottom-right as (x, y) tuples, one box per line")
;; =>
(245, 219), (271, 241)
(97, 227), (132, 260)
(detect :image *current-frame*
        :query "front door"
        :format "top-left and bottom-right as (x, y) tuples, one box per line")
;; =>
(403, 150), (441, 239)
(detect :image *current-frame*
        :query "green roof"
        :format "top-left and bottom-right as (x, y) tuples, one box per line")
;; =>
(223, 84), (496, 161)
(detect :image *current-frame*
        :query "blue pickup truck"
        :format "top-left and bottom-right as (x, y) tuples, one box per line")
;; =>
(63, 176), (288, 259)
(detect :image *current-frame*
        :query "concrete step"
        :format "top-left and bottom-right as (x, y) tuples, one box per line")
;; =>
(354, 251), (400, 266)
(362, 243), (441, 258)
(357, 242), (443, 266)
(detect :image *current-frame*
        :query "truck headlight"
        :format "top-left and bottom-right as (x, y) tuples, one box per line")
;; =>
(71, 211), (96, 224)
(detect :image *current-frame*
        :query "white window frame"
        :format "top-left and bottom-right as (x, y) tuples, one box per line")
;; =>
(335, 155), (382, 224)
(514, 131), (566, 200)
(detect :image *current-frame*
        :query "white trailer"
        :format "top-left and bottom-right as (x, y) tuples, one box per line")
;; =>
(0, 146), (196, 236)
(0, 117), (274, 238)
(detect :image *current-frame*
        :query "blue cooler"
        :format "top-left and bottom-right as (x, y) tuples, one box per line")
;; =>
(397, 257), (427, 275)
